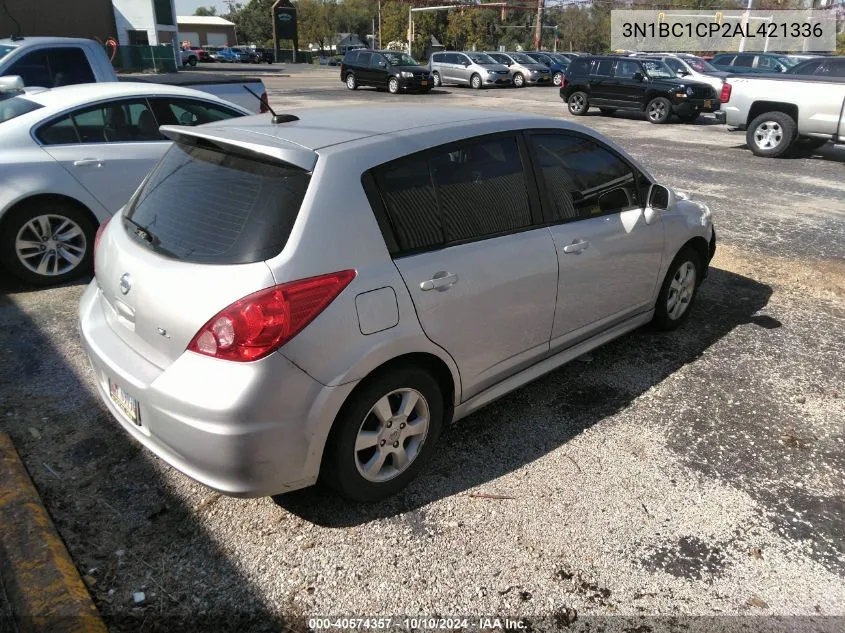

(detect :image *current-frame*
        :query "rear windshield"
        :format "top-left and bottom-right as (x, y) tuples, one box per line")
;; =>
(0, 96), (43, 123)
(125, 142), (310, 264)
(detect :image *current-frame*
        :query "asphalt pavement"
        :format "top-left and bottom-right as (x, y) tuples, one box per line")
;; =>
(0, 64), (843, 632)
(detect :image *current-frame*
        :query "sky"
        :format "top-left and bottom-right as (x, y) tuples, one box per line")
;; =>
(174, 1), (227, 17)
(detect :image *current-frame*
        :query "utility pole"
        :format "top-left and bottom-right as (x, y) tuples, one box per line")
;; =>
(378, 0), (382, 49)
(534, 0), (545, 50)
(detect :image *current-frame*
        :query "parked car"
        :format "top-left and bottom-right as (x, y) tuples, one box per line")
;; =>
(185, 46), (211, 63)
(485, 51), (552, 87)
(562, 56), (717, 123)
(327, 55), (342, 66)
(179, 48), (198, 67)
(428, 51), (511, 88)
(710, 52), (799, 74)
(210, 48), (241, 63)
(248, 48), (274, 64)
(80, 105), (716, 502)
(229, 47), (253, 63)
(0, 82), (249, 285)
(341, 50), (431, 94)
(786, 55), (845, 78)
(0, 37), (268, 113)
(631, 53), (727, 95)
(719, 74), (845, 157)
(523, 51), (569, 86)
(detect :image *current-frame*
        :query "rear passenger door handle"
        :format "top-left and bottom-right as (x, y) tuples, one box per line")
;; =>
(73, 158), (103, 167)
(562, 239), (590, 254)
(420, 272), (458, 291)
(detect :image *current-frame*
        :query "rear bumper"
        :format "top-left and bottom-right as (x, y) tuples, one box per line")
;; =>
(712, 110), (727, 124)
(78, 281), (357, 497)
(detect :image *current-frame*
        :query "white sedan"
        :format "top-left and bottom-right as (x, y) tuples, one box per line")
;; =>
(0, 82), (250, 285)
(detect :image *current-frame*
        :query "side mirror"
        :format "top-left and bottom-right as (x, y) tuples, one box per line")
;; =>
(378, 61), (387, 68)
(676, 69), (690, 77)
(0, 75), (25, 93)
(648, 183), (673, 210)
(632, 71), (645, 82)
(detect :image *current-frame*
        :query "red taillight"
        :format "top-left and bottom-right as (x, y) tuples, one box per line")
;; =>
(719, 82), (731, 104)
(259, 92), (269, 113)
(188, 270), (356, 362)
(93, 216), (111, 274)
(562, 75), (568, 88)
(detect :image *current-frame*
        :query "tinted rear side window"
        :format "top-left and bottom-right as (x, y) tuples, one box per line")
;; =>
(567, 58), (589, 76)
(372, 135), (533, 254)
(592, 59), (613, 76)
(125, 142), (310, 264)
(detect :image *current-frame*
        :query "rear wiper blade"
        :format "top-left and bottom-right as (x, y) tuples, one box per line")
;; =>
(123, 216), (160, 246)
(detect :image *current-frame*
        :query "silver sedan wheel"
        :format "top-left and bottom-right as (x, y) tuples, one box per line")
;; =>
(15, 214), (87, 277)
(753, 120), (783, 151)
(648, 100), (668, 122)
(553, 72), (563, 86)
(666, 261), (696, 320)
(354, 388), (430, 483)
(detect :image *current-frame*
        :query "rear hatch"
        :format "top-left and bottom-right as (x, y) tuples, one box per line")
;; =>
(95, 132), (314, 370)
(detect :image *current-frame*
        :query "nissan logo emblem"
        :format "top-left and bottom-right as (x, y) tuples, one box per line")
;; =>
(119, 273), (132, 295)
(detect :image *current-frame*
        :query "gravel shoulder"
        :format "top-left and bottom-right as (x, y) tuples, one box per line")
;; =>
(0, 73), (843, 631)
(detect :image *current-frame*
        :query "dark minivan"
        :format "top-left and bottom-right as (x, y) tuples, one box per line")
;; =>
(561, 55), (717, 124)
(340, 50), (432, 94)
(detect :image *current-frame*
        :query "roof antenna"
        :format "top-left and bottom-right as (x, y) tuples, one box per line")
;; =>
(3, 1), (23, 40)
(242, 84), (298, 124)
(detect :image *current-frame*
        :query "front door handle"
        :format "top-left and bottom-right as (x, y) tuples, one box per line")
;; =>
(420, 271), (458, 291)
(73, 158), (103, 167)
(562, 239), (590, 254)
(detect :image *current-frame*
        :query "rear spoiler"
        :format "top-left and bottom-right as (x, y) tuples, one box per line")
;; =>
(159, 125), (317, 172)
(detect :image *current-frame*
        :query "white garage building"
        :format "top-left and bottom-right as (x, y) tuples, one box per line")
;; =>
(176, 15), (238, 48)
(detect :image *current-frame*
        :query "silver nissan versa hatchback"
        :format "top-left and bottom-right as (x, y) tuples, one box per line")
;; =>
(80, 106), (716, 502)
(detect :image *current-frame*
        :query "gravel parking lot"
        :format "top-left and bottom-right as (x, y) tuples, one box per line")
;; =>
(1, 66), (843, 632)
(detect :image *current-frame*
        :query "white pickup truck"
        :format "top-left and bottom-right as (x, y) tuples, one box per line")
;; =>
(719, 74), (845, 157)
(0, 36), (268, 113)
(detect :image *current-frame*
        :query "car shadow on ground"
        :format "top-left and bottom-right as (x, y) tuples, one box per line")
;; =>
(0, 282), (288, 632)
(729, 143), (845, 163)
(583, 110), (724, 126)
(275, 266), (774, 526)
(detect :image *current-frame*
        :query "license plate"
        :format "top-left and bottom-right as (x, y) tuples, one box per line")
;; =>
(420, 80), (428, 86)
(704, 99), (712, 109)
(110, 380), (140, 425)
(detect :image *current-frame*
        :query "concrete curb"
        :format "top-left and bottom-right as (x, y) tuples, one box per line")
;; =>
(0, 432), (107, 633)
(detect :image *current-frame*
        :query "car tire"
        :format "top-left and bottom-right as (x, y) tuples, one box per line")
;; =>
(432, 72), (441, 87)
(188, 56), (197, 67)
(677, 109), (700, 123)
(388, 77), (400, 94)
(567, 91), (589, 115)
(0, 199), (96, 286)
(513, 72), (525, 88)
(322, 366), (444, 502)
(646, 97), (672, 124)
(746, 111), (796, 158)
(346, 73), (358, 90)
(652, 246), (702, 331)
(553, 71), (563, 87)
(599, 107), (616, 116)
(470, 73), (482, 89)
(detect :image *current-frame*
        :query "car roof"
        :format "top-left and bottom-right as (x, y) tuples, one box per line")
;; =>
(20, 82), (241, 110)
(0, 36), (97, 47)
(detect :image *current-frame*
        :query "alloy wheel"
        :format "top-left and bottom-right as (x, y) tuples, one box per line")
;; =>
(666, 261), (696, 320)
(354, 388), (430, 483)
(569, 93), (586, 113)
(648, 100), (667, 122)
(753, 121), (783, 150)
(15, 214), (87, 277)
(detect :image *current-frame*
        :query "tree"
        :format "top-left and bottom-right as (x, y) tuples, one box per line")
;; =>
(194, 6), (217, 16)
(296, 0), (338, 52)
(235, 0), (275, 46)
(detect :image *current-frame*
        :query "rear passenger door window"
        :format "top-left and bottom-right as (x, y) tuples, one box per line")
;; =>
(148, 98), (242, 127)
(734, 54), (755, 68)
(371, 134), (535, 253)
(591, 59), (613, 76)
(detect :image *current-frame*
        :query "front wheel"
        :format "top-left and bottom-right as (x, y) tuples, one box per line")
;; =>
(470, 73), (482, 89)
(322, 367), (444, 502)
(388, 77), (400, 94)
(346, 73), (358, 90)
(188, 57), (197, 67)
(0, 200), (96, 286)
(513, 72), (525, 88)
(746, 111), (796, 158)
(553, 71), (563, 87)
(432, 71), (441, 87)
(646, 97), (672, 124)
(652, 247), (702, 331)
(567, 91), (589, 115)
